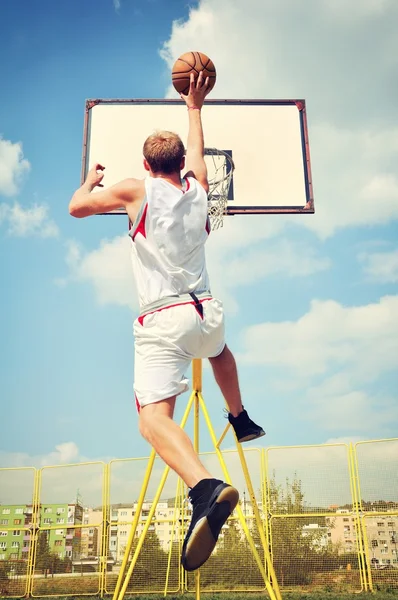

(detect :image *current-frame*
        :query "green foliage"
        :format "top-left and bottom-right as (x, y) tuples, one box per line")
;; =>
(116, 528), (180, 592)
(25, 593), (398, 600)
(0, 559), (8, 584)
(35, 530), (52, 573)
(268, 475), (360, 589)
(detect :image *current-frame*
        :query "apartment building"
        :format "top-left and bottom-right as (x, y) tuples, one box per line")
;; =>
(0, 503), (83, 561)
(326, 509), (358, 553)
(366, 515), (398, 567)
(81, 507), (103, 557)
(0, 504), (26, 561)
(326, 509), (398, 566)
(109, 501), (183, 561)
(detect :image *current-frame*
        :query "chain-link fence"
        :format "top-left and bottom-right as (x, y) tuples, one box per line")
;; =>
(1, 439), (397, 597)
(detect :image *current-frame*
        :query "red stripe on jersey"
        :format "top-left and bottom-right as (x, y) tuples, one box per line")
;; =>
(132, 204), (148, 241)
(205, 216), (211, 234)
(138, 297), (212, 325)
(135, 393), (141, 414)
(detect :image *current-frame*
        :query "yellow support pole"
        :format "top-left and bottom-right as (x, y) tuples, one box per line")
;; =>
(198, 392), (279, 600)
(228, 431), (282, 600)
(115, 391), (196, 600)
(164, 477), (182, 596)
(216, 422), (231, 448)
(192, 358), (202, 600)
(261, 449), (272, 578)
(26, 468), (40, 597)
(112, 449), (157, 600)
(349, 443), (369, 592)
(100, 463), (110, 597)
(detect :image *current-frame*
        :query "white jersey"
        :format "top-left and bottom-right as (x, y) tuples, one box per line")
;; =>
(129, 176), (211, 310)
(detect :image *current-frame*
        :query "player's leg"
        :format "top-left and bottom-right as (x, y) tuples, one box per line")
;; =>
(200, 299), (265, 442)
(138, 396), (212, 488)
(134, 306), (239, 571)
(208, 344), (243, 417)
(138, 397), (238, 571)
(209, 345), (265, 442)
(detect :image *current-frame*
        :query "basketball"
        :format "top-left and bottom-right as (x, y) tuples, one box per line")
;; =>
(172, 51), (216, 96)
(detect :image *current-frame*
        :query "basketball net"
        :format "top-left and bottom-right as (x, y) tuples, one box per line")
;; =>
(205, 148), (235, 230)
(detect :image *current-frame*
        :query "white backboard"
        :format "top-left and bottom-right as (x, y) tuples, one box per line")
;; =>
(81, 99), (314, 215)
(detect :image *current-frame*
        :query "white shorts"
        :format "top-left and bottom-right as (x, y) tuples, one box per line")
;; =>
(133, 297), (225, 410)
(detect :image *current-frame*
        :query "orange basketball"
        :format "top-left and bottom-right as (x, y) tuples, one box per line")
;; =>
(172, 51), (217, 96)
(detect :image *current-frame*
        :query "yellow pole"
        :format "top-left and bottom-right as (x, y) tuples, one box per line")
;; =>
(100, 463), (110, 597)
(27, 468), (40, 597)
(116, 391), (196, 600)
(349, 443), (369, 592)
(198, 392), (279, 600)
(216, 422), (231, 448)
(230, 435), (282, 600)
(112, 449), (157, 600)
(164, 477), (181, 596)
(192, 358), (202, 600)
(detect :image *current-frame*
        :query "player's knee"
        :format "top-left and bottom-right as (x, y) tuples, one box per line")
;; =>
(138, 413), (151, 442)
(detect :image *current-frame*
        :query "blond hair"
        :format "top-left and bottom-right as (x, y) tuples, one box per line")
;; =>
(143, 131), (185, 174)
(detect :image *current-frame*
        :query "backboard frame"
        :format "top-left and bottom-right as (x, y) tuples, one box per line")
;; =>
(81, 98), (314, 215)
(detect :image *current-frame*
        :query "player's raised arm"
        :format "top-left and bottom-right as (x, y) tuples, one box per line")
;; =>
(69, 164), (142, 218)
(181, 71), (211, 193)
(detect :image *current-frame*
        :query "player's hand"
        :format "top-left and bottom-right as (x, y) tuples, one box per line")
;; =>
(86, 163), (105, 190)
(181, 71), (210, 110)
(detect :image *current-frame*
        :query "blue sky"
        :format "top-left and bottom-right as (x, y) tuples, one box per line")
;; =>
(1, 0), (397, 483)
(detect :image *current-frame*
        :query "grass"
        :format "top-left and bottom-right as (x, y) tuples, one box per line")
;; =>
(23, 592), (398, 600)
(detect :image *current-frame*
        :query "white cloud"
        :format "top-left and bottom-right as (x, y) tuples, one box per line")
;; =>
(306, 390), (398, 434)
(359, 248), (398, 283)
(321, 0), (394, 20)
(0, 442), (81, 469)
(299, 124), (398, 239)
(0, 443), (109, 506)
(40, 442), (80, 467)
(159, 0), (398, 238)
(60, 235), (137, 309)
(0, 136), (30, 196)
(238, 295), (398, 434)
(113, 0), (120, 11)
(0, 202), (59, 238)
(205, 218), (330, 313)
(219, 238), (330, 285)
(61, 220), (328, 314)
(239, 295), (398, 376)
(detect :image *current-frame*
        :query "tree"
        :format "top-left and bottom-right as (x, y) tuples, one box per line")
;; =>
(268, 475), (333, 586)
(123, 529), (172, 591)
(35, 531), (52, 575)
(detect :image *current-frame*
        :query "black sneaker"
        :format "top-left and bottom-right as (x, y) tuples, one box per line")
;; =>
(228, 409), (265, 443)
(181, 478), (239, 572)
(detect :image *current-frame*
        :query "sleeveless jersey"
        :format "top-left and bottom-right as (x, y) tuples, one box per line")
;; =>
(129, 176), (211, 310)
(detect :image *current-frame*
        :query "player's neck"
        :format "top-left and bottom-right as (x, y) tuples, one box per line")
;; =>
(150, 172), (182, 188)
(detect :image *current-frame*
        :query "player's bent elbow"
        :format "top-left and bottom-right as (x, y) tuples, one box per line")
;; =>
(69, 203), (85, 218)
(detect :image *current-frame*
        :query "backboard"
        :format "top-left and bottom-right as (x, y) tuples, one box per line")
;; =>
(81, 99), (314, 215)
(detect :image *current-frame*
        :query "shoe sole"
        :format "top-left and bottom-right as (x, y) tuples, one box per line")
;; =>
(182, 485), (239, 572)
(238, 430), (266, 443)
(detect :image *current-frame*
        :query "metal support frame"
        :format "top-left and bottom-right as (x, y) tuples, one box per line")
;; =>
(111, 358), (281, 600)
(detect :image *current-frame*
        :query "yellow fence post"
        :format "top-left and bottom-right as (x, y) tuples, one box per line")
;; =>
(99, 463), (110, 597)
(114, 391), (196, 600)
(348, 443), (368, 592)
(199, 393), (280, 600)
(192, 358), (202, 600)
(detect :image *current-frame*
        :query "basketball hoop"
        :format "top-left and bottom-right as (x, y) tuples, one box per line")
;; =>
(205, 148), (235, 230)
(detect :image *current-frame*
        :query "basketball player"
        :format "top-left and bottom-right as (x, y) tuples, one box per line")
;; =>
(69, 71), (265, 571)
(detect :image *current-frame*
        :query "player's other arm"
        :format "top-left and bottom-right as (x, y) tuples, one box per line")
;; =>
(69, 164), (139, 218)
(182, 72), (210, 194)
